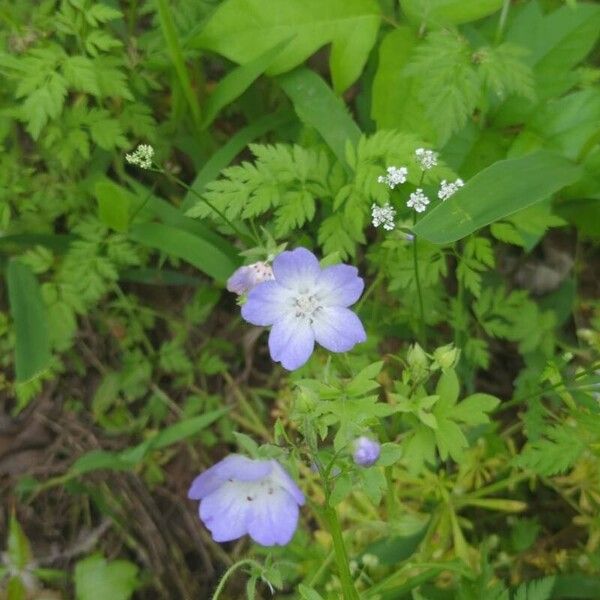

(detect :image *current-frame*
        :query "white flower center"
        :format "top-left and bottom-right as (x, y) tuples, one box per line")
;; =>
(226, 476), (279, 502)
(293, 292), (322, 321)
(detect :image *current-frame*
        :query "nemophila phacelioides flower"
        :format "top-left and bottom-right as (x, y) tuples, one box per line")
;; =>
(240, 247), (366, 370)
(188, 455), (304, 546)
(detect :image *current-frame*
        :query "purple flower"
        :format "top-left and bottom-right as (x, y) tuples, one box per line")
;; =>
(241, 248), (367, 370)
(188, 455), (305, 546)
(353, 437), (380, 467)
(227, 261), (274, 295)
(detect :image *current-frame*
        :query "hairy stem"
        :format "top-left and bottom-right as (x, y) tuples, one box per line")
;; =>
(211, 559), (263, 600)
(323, 504), (360, 600)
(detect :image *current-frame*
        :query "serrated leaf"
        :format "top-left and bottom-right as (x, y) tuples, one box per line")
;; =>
(401, 0), (503, 26)
(513, 576), (555, 600)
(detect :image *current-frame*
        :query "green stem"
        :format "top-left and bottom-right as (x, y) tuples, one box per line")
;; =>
(211, 559), (263, 600)
(323, 504), (360, 600)
(495, 0), (511, 44)
(412, 211), (426, 345)
(155, 168), (256, 246)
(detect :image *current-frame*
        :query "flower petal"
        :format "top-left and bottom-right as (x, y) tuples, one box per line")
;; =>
(272, 248), (320, 291)
(271, 461), (305, 506)
(188, 455), (272, 499)
(241, 281), (293, 326)
(317, 264), (364, 307)
(247, 489), (300, 546)
(312, 307), (367, 353)
(268, 315), (315, 370)
(199, 483), (251, 542)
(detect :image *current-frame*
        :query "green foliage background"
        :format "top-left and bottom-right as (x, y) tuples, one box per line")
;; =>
(0, 0), (599, 598)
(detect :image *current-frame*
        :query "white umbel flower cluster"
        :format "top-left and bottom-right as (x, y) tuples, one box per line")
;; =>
(371, 203), (396, 231)
(438, 178), (464, 201)
(125, 144), (155, 169)
(415, 148), (438, 170)
(377, 166), (408, 189)
(407, 188), (430, 213)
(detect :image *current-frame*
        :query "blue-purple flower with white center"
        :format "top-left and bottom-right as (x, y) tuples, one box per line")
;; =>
(188, 455), (304, 546)
(241, 248), (367, 371)
(227, 261), (274, 295)
(353, 437), (381, 467)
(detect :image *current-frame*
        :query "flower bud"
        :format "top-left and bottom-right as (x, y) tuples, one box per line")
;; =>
(432, 343), (460, 372)
(407, 343), (429, 379)
(226, 261), (274, 295)
(353, 436), (381, 467)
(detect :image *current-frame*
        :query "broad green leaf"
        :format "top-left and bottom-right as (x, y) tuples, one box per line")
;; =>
(128, 222), (238, 283)
(6, 260), (51, 382)
(498, 1), (600, 122)
(181, 109), (294, 210)
(278, 68), (361, 168)
(371, 27), (433, 138)
(190, 0), (380, 92)
(94, 180), (130, 232)
(74, 554), (138, 600)
(413, 152), (581, 244)
(377, 443), (403, 466)
(202, 39), (290, 128)
(400, 0), (502, 26)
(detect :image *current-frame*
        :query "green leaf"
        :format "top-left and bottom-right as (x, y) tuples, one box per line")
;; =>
(413, 152), (581, 244)
(298, 584), (325, 600)
(371, 27), (433, 138)
(6, 260), (51, 382)
(506, 2), (600, 101)
(435, 369), (460, 408)
(452, 393), (500, 425)
(190, 0), (380, 92)
(94, 181), (131, 232)
(156, 0), (202, 131)
(400, 0), (503, 26)
(128, 222), (238, 283)
(70, 450), (133, 476)
(203, 40), (289, 129)
(513, 576), (555, 600)
(434, 418), (468, 461)
(74, 555), (138, 600)
(8, 514), (31, 570)
(514, 425), (585, 476)
(181, 109), (294, 210)
(278, 68), (361, 168)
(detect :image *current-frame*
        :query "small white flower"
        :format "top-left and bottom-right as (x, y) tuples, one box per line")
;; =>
(377, 165), (408, 189)
(362, 554), (380, 569)
(125, 144), (155, 169)
(415, 148), (438, 170)
(371, 203), (396, 231)
(438, 178), (464, 201)
(407, 188), (430, 213)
